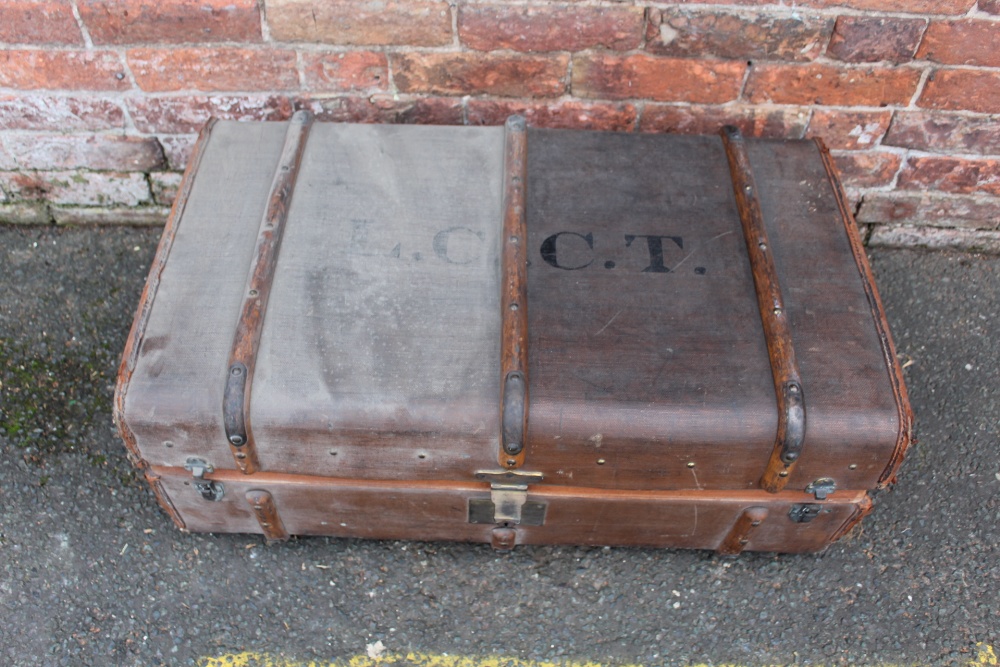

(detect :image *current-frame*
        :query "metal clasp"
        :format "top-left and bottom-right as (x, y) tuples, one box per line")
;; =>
(469, 470), (546, 526)
(184, 457), (224, 502)
(805, 477), (837, 500)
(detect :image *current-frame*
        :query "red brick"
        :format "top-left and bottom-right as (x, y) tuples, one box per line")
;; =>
(0, 95), (125, 131)
(917, 20), (1000, 68)
(807, 110), (892, 150)
(832, 151), (903, 188)
(0, 0), (82, 45)
(919, 69), (1000, 114)
(898, 156), (1000, 196)
(150, 172), (183, 207)
(2, 134), (165, 171)
(467, 100), (637, 131)
(0, 170), (151, 206)
(573, 54), (746, 103)
(459, 5), (643, 52)
(268, 0), (451, 47)
(857, 192), (1000, 229)
(78, 0), (261, 44)
(827, 16), (926, 64)
(884, 111), (1000, 155)
(391, 53), (568, 98)
(127, 95), (293, 134)
(980, 0), (1000, 14)
(295, 96), (464, 125)
(745, 63), (921, 106)
(302, 52), (388, 92)
(158, 135), (198, 170)
(640, 104), (809, 138)
(796, 0), (974, 14)
(127, 48), (299, 92)
(661, 0), (973, 13)
(646, 8), (832, 62)
(0, 50), (129, 91)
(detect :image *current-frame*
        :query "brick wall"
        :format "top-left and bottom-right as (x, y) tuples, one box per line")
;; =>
(0, 0), (998, 251)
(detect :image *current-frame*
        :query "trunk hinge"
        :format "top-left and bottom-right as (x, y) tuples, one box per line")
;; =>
(470, 470), (546, 527)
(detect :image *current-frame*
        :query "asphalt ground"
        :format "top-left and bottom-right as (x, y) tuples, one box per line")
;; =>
(0, 225), (997, 667)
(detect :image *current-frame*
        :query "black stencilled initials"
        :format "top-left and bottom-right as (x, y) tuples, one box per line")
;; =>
(623, 234), (684, 273)
(540, 232), (595, 271)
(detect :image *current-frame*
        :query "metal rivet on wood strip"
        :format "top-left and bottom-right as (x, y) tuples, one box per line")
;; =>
(716, 506), (769, 556)
(245, 489), (289, 542)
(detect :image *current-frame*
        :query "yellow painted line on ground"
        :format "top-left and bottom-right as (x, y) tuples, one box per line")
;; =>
(201, 644), (998, 667)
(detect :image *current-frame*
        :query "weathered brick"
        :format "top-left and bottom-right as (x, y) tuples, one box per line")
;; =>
(467, 100), (637, 131)
(797, 0), (974, 14)
(302, 52), (388, 92)
(980, 0), (1000, 14)
(0, 0), (82, 45)
(0, 50), (129, 91)
(0, 171), (151, 206)
(857, 192), (1000, 229)
(869, 225), (1000, 253)
(666, 0), (973, 13)
(573, 54), (746, 103)
(0, 95), (125, 131)
(646, 8), (832, 62)
(0, 202), (52, 224)
(128, 48), (299, 92)
(832, 151), (902, 188)
(127, 96), (294, 134)
(3, 135), (165, 171)
(268, 0), (452, 46)
(640, 104), (809, 138)
(159, 135), (198, 171)
(78, 0), (261, 44)
(898, 156), (1000, 196)
(827, 16), (926, 64)
(917, 20), (1000, 68)
(919, 70), (1000, 114)
(807, 110), (892, 150)
(745, 63), (921, 106)
(392, 53), (568, 98)
(884, 111), (1000, 155)
(150, 172), (183, 207)
(367, 95), (465, 124)
(460, 5), (643, 52)
(297, 95), (464, 125)
(0, 143), (15, 170)
(52, 206), (170, 226)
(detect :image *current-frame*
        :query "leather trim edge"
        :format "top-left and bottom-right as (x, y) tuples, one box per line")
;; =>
(814, 138), (914, 489)
(113, 118), (218, 471)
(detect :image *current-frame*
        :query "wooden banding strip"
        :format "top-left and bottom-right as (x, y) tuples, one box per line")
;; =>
(720, 126), (806, 493)
(499, 115), (529, 469)
(716, 506), (769, 556)
(245, 489), (289, 542)
(223, 110), (314, 474)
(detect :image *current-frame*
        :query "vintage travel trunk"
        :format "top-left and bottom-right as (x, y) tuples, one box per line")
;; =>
(114, 113), (912, 554)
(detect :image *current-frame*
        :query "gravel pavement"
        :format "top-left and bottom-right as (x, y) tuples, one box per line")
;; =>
(0, 225), (997, 666)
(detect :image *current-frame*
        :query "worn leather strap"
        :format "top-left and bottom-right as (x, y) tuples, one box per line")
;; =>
(499, 115), (530, 469)
(720, 126), (806, 493)
(223, 110), (314, 473)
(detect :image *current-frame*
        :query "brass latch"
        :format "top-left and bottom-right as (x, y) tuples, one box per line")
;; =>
(469, 470), (546, 526)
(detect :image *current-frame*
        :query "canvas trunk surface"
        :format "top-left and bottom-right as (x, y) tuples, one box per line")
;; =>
(115, 114), (912, 553)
